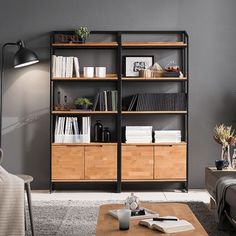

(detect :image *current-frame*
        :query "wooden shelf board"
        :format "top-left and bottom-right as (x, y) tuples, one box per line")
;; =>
(52, 142), (117, 146)
(52, 42), (118, 47)
(52, 179), (116, 182)
(122, 142), (187, 146)
(122, 179), (187, 182)
(122, 41), (187, 47)
(52, 77), (118, 81)
(122, 77), (187, 81)
(122, 111), (187, 114)
(52, 73), (118, 81)
(52, 111), (117, 115)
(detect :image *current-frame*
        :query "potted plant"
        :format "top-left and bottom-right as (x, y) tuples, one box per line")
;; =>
(213, 124), (236, 168)
(75, 27), (90, 43)
(74, 97), (92, 110)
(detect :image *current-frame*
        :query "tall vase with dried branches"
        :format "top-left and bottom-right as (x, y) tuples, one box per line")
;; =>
(214, 124), (236, 168)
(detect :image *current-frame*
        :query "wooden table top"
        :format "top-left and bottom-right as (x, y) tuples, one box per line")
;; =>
(96, 203), (208, 236)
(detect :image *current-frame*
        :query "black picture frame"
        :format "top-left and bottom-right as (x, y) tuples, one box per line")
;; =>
(123, 55), (154, 77)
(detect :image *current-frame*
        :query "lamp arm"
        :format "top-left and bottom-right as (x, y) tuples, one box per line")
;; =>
(0, 42), (18, 151)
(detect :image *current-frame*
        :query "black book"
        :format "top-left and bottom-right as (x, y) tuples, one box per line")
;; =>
(92, 93), (100, 111)
(128, 94), (137, 111)
(107, 90), (112, 111)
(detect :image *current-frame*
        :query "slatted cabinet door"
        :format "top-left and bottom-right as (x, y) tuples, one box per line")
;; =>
(52, 145), (85, 180)
(154, 144), (186, 180)
(85, 145), (117, 180)
(122, 145), (154, 180)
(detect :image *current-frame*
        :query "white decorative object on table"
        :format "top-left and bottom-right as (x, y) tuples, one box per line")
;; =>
(125, 193), (140, 211)
(95, 67), (106, 78)
(83, 67), (94, 78)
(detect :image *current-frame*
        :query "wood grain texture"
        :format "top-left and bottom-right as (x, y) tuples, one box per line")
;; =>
(85, 145), (117, 180)
(122, 145), (154, 180)
(96, 203), (208, 236)
(122, 111), (187, 114)
(52, 42), (118, 47)
(52, 145), (84, 180)
(52, 74), (118, 81)
(122, 77), (187, 81)
(122, 41), (187, 47)
(154, 144), (186, 179)
(52, 111), (117, 115)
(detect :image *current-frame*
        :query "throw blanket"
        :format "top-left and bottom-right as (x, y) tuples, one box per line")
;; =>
(215, 176), (236, 230)
(0, 166), (24, 236)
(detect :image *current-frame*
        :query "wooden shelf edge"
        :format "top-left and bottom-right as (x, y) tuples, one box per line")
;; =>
(122, 179), (187, 182)
(51, 142), (186, 146)
(52, 179), (116, 182)
(122, 142), (187, 146)
(52, 111), (117, 115)
(122, 41), (187, 47)
(122, 111), (187, 114)
(52, 77), (118, 81)
(52, 42), (118, 47)
(122, 77), (187, 81)
(52, 142), (117, 146)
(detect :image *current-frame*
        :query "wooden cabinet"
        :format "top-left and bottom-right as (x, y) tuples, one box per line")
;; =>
(122, 145), (154, 180)
(154, 144), (186, 180)
(85, 145), (117, 180)
(52, 145), (85, 180)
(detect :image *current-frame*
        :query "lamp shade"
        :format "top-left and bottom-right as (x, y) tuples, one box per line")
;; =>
(13, 42), (39, 68)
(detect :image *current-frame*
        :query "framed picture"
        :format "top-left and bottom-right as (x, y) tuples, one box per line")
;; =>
(123, 55), (154, 77)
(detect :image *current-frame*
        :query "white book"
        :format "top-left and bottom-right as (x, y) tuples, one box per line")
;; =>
(55, 56), (60, 77)
(58, 56), (63, 77)
(64, 57), (68, 77)
(73, 57), (80, 77)
(73, 117), (79, 135)
(69, 57), (74, 78)
(52, 55), (57, 78)
(139, 218), (194, 234)
(126, 126), (153, 130)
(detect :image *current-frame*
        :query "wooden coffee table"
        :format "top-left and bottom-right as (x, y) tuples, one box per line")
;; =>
(96, 203), (208, 235)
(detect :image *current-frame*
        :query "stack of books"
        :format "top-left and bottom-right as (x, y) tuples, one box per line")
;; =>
(52, 55), (80, 78)
(93, 90), (118, 111)
(154, 130), (181, 143)
(126, 126), (153, 143)
(54, 116), (90, 143)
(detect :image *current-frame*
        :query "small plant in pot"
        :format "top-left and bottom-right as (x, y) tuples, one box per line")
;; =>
(75, 27), (90, 43)
(74, 97), (92, 110)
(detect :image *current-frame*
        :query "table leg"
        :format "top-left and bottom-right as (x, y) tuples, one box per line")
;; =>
(26, 182), (35, 236)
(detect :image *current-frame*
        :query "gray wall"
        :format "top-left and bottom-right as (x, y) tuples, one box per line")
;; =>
(1, 0), (236, 189)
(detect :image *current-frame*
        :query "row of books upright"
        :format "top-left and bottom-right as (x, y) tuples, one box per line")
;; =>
(54, 116), (90, 143)
(128, 93), (186, 111)
(52, 55), (80, 78)
(93, 90), (118, 111)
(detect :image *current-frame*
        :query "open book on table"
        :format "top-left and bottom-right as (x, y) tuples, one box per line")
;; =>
(139, 216), (195, 233)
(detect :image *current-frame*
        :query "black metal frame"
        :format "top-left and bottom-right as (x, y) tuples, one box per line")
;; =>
(49, 30), (189, 193)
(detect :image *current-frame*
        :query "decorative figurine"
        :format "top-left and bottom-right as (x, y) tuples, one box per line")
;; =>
(125, 193), (140, 211)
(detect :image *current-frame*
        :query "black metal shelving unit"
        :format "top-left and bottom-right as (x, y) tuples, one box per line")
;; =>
(49, 30), (189, 193)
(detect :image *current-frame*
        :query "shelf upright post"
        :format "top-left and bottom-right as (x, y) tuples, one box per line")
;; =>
(116, 31), (122, 193)
(185, 32), (189, 192)
(49, 32), (54, 193)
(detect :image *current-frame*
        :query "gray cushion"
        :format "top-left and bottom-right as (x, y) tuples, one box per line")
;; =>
(226, 185), (236, 220)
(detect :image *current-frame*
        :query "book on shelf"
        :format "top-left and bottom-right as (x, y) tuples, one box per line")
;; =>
(154, 130), (181, 143)
(54, 116), (90, 143)
(125, 126), (153, 143)
(92, 90), (118, 111)
(139, 217), (194, 233)
(127, 93), (186, 111)
(52, 55), (80, 78)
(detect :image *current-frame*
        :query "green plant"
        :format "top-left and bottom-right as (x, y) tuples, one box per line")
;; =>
(213, 124), (236, 147)
(75, 27), (90, 41)
(74, 97), (92, 106)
